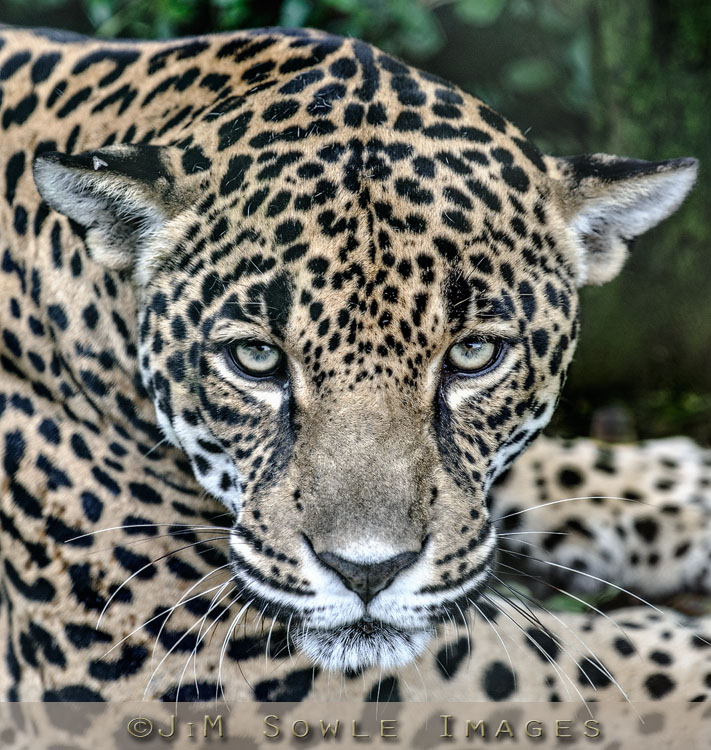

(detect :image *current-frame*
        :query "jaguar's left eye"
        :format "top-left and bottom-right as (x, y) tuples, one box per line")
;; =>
(446, 339), (504, 375)
(226, 340), (284, 378)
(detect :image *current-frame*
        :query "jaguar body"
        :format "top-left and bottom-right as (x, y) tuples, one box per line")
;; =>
(1, 25), (711, 702)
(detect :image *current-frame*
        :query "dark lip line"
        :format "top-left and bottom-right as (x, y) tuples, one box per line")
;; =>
(226, 571), (305, 623)
(229, 538), (495, 629)
(229, 542), (315, 595)
(229, 565), (489, 636)
(307, 619), (428, 634)
(420, 529), (495, 593)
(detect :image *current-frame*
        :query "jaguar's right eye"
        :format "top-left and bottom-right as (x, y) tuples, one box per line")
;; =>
(225, 340), (284, 379)
(445, 338), (506, 376)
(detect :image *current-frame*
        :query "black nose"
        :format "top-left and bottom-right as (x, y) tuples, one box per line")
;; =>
(314, 548), (420, 605)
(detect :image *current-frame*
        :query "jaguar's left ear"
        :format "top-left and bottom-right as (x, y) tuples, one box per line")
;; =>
(33, 144), (195, 277)
(549, 153), (698, 286)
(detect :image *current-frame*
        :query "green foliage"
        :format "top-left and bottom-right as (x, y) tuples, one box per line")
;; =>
(502, 56), (556, 93)
(541, 587), (620, 614)
(454, 0), (507, 26)
(3, 0), (446, 58)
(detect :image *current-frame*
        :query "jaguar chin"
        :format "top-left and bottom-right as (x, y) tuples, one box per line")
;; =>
(294, 621), (433, 672)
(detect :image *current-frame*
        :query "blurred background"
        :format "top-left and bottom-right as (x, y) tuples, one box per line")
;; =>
(2, 0), (710, 445)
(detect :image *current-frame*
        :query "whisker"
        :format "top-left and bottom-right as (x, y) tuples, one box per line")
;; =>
(487, 585), (634, 711)
(68, 523), (232, 542)
(217, 599), (255, 705)
(485, 584), (600, 697)
(143, 437), (170, 458)
(496, 546), (642, 645)
(453, 595), (473, 665)
(285, 614), (294, 663)
(265, 608), (282, 667)
(177, 587), (244, 708)
(504, 548), (675, 622)
(411, 653), (429, 702)
(189, 579), (240, 692)
(176, 580), (236, 703)
(149, 565), (232, 669)
(144, 584), (236, 702)
(495, 494), (655, 523)
(97, 537), (232, 626)
(374, 664), (384, 708)
(499, 530), (568, 537)
(479, 592), (591, 709)
(501, 548), (711, 648)
(483, 591), (591, 702)
(489, 575), (634, 703)
(103, 580), (227, 660)
(150, 564), (233, 672)
(470, 599), (516, 688)
(497, 561), (631, 647)
(84, 532), (231, 557)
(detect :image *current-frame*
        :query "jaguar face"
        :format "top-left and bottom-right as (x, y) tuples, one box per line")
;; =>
(33, 39), (696, 671)
(127, 144), (579, 671)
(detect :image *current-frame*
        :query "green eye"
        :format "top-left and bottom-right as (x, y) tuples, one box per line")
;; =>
(227, 340), (283, 378)
(447, 339), (502, 374)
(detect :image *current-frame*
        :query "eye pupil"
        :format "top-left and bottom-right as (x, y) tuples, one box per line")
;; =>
(227, 340), (283, 378)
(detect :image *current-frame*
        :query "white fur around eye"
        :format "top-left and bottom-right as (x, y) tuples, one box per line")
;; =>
(448, 340), (497, 372)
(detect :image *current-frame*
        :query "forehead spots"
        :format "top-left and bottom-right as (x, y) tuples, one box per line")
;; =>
(248, 271), (293, 338)
(444, 274), (473, 329)
(143, 32), (569, 402)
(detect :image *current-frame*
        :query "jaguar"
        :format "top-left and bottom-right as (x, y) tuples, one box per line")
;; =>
(1, 24), (711, 702)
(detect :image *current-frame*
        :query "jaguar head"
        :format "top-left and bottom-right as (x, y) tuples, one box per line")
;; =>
(34, 66), (696, 671)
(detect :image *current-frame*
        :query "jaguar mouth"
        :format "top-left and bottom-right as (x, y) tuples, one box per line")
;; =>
(292, 618), (433, 672)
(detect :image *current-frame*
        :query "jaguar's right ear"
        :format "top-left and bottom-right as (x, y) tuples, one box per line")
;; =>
(33, 144), (195, 275)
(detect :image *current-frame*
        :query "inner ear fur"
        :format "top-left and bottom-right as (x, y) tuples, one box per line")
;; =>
(548, 153), (698, 286)
(33, 144), (194, 273)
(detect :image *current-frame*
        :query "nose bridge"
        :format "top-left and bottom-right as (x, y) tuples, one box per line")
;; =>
(298, 392), (430, 551)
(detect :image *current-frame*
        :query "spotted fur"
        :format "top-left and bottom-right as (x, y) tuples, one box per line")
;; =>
(1, 25), (710, 702)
